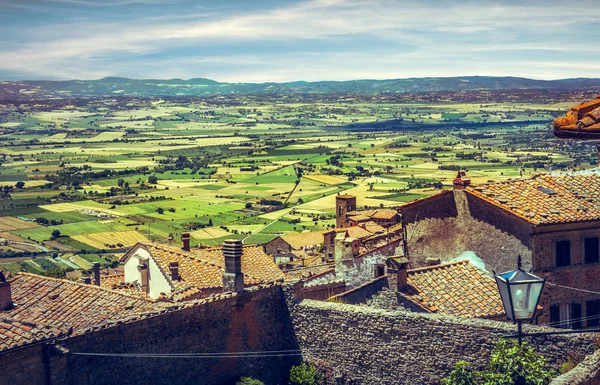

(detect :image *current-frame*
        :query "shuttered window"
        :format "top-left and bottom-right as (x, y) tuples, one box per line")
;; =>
(585, 237), (600, 264)
(556, 240), (571, 267)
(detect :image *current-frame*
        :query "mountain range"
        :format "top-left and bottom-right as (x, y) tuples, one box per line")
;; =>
(2, 76), (600, 98)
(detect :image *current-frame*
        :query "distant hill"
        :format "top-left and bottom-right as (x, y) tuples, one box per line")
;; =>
(1, 76), (600, 98)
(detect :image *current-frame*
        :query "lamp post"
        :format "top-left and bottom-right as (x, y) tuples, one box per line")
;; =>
(494, 256), (546, 345)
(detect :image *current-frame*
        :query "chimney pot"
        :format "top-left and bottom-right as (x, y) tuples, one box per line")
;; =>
(138, 263), (149, 294)
(426, 257), (441, 266)
(0, 271), (13, 311)
(181, 233), (191, 252)
(82, 276), (92, 285)
(91, 262), (101, 286)
(169, 261), (180, 281)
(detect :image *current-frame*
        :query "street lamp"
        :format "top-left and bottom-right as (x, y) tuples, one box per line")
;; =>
(494, 256), (546, 345)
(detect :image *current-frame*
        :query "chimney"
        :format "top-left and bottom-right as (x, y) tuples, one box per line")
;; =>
(396, 260), (409, 290)
(91, 262), (101, 286)
(426, 257), (441, 266)
(82, 276), (91, 285)
(169, 261), (180, 281)
(0, 271), (13, 311)
(181, 233), (191, 252)
(385, 258), (409, 291)
(222, 239), (244, 293)
(453, 170), (471, 190)
(138, 262), (149, 294)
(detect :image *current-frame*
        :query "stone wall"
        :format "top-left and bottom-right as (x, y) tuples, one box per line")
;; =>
(401, 190), (457, 224)
(48, 284), (299, 385)
(290, 299), (597, 385)
(0, 345), (47, 385)
(551, 349), (600, 385)
(302, 281), (346, 301)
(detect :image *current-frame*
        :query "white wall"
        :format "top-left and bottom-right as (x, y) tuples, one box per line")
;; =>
(123, 248), (172, 299)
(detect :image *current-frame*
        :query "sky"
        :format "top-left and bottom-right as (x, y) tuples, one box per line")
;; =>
(1, 0), (599, 82)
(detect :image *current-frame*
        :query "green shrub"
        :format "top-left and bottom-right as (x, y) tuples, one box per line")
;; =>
(289, 362), (323, 385)
(442, 340), (556, 385)
(236, 377), (264, 385)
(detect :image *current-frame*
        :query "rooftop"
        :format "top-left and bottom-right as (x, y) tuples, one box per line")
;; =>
(465, 172), (600, 225)
(403, 260), (504, 318)
(553, 96), (600, 139)
(123, 243), (288, 296)
(6, 273), (161, 335)
(0, 317), (65, 352)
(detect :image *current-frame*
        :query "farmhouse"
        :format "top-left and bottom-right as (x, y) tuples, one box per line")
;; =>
(263, 230), (326, 263)
(113, 234), (287, 300)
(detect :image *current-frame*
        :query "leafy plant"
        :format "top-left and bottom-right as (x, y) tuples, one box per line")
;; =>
(442, 340), (556, 385)
(236, 377), (264, 385)
(289, 362), (324, 385)
(442, 361), (477, 385)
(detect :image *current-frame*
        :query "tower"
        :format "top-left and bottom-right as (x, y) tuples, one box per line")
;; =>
(336, 194), (356, 228)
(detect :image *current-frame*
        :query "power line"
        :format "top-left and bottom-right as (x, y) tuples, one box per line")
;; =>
(546, 281), (600, 296)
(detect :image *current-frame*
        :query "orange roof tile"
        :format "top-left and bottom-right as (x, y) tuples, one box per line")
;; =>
(124, 243), (288, 294)
(553, 97), (600, 139)
(466, 172), (600, 225)
(0, 317), (65, 352)
(403, 260), (504, 318)
(6, 273), (160, 335)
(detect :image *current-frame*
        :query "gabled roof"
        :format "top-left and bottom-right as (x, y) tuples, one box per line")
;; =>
(6, 273), (160, 335)
(344, 226), (373, 240)
(402, 260), (504, 318)
(0, 317), (65, 353)
(285, 263), (335, 281)
(347, 209), (398, 220)
(466, 172), (600, 225)
(123, 243), (287, 294)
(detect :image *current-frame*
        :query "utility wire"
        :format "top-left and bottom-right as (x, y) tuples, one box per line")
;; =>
(546, 281), (600, 296)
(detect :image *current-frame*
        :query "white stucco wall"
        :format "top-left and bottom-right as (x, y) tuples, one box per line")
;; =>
(123, 247), (172, 299)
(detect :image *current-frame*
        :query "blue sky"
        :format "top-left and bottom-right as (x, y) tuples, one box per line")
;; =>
(1, 0), (599, 82)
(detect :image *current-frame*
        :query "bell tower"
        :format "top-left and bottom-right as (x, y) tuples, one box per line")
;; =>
(336, 194), (356, 228)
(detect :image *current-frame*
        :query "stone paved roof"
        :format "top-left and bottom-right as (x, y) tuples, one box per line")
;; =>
(286, 263), (335, 281)
(6, 273), (161, 335)
(466, 172), (600, 225)
(403, 260), (504, 318)
(0, 317), (65, 352)
(553, 96), (600, 139)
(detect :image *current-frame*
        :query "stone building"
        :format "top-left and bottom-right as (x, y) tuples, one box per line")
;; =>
(110, 235), (287, 301)
(263, 230), (327, 264)
(335, 193), (400, 229)
(400, 170), (600, 328)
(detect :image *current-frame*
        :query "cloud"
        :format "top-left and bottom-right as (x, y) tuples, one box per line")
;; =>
(1, 0), (599, 80)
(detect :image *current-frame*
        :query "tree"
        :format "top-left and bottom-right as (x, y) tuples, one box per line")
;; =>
(51, 229), (61, 239)
(15, 181), (25, 189)
(157, 208), (164, 214)
(117, 178), (125, 187)
(289, 363), (323, 385)
(148, 175), (158, 184)
(236, 378), (264, 385)
(208, 218), (213, 226)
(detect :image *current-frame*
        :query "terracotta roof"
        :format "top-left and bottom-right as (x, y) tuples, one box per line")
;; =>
(6, 273), (160, 335)
(344, 226), (373, 240)
(0, 317), (65, 352)
(403, 260), (504, 318)
(553, 97), (600, 139)
(124, 243), (287, 294)
(369, 209), (398, 220)
(347, 214), (371, 223)
(285, 263), (335, 281)
(280, 231), (325, 250)
(361, 221), (386, 234)
(100, 274), (142, 296)
(466, 172), (600, 225)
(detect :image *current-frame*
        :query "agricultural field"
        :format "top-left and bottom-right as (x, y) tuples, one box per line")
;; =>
(0, 91), (597, 275)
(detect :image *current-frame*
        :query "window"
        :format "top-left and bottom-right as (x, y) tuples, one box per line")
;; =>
(549, 304), (560, 327)
(556, 240), (571, 267)
(587, 300), (600, 327)
(571, 303), (582, 329)
(585, 237), (600, 264)
(550, 303), (582, 329)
